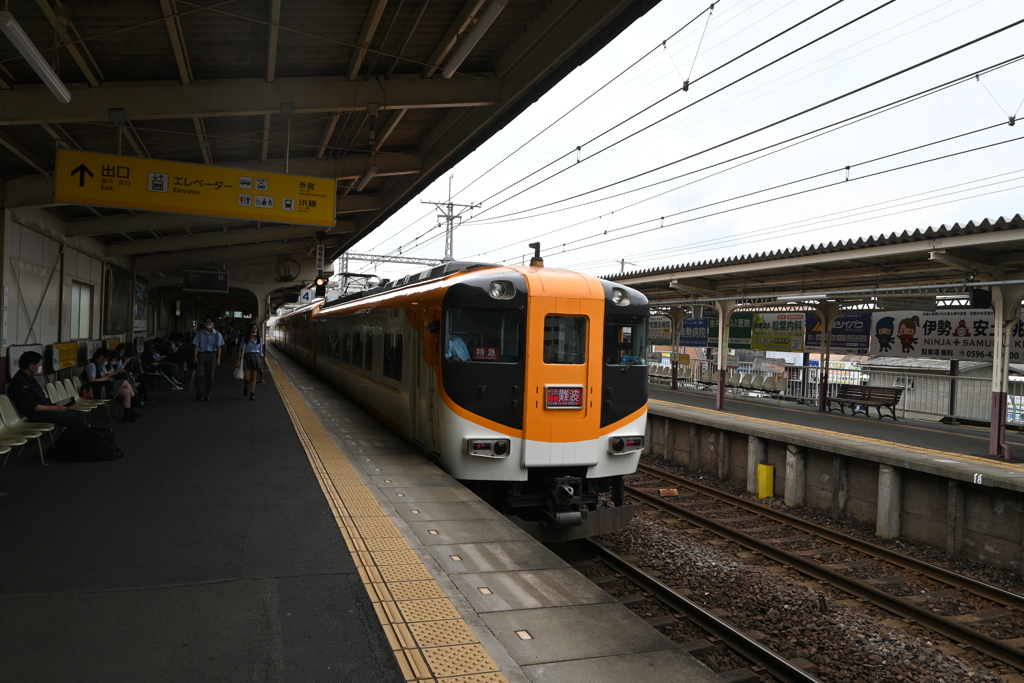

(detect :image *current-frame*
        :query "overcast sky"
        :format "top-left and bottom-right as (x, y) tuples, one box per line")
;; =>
(347, 0), (1024, 283)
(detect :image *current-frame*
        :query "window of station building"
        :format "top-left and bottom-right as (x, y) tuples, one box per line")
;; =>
(70, 281), (93, 339)
(605, 314), (648, 366)
(365, 332), (374, 371)
(444, 308), (525, 363)
(383, 333), (403, 381)
(543, 315), (586, 364)
(351, 332), (363, 368)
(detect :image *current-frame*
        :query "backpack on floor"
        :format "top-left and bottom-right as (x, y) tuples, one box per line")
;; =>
(48, 427), (123, 462)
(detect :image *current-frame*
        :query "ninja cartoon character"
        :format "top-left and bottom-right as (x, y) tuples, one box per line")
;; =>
(898, 316), (920, 353)
(875, 316), (895, 352)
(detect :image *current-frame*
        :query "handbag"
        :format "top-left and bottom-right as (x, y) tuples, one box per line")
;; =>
(233, 365), (244, 380)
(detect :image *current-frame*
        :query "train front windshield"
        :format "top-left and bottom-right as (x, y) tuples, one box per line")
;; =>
(605, 314), (648, 365)
(444, 308), (525, 363)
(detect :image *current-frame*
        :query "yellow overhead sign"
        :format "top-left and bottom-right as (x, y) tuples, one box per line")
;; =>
(54, 149), (336, 227)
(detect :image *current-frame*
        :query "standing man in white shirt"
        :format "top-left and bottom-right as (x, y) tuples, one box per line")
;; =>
(192, 316), (225, 401)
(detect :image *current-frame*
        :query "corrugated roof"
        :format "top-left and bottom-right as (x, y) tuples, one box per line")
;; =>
(606, 214), (1024, 281)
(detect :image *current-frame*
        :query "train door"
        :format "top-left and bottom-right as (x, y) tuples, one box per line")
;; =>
(520, 273), (605, 467)
(411, 327), (438, 455)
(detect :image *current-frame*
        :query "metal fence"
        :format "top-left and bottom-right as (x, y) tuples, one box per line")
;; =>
(666, 361), (1021, 425)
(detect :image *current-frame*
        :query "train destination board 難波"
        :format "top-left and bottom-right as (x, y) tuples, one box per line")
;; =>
(54, 149), (336, 227)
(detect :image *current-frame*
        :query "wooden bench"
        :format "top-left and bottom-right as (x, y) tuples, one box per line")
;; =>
(826, 385), (903, 421)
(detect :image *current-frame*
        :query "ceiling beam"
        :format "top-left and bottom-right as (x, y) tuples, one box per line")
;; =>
(375, 107), (407, 152)
(266, 0), (282, 82)
(0, 130), (48, 174)
(66, 212), (259, 238)
(422, 0), (486, 78)
(0, 75), (500, 126)
(134, 238), (346, 272)
(316, 114), (340, 159)
(159, 0), (192, 84)
(107, 223), (346, 257)
(337, 195), (382, 214)
(193, 116), (213, 164)
(348, 0), (389, 80)
(34, 0), (102, 87)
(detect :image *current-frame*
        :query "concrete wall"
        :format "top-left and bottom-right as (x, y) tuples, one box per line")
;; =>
(646, 410), (1024, 576)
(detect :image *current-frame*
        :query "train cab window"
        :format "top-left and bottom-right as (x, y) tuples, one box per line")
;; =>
(605, 314), (648, 365)
(543, 315), (587, 364)
(444, 308), (525, 362)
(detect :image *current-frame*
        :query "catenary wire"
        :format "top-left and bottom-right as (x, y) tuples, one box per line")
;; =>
(467, 16), (1024, 222)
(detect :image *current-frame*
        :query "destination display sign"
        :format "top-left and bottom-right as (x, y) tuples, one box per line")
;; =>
(545, 385), (583, 409)
(54, 149), (336, 227)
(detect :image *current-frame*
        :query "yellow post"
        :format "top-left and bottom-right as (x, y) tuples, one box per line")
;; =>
(757, 463), (774, 498)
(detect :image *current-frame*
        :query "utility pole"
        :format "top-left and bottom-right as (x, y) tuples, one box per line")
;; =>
(620, 258), (638, 273)
(422, 176), (479, 262)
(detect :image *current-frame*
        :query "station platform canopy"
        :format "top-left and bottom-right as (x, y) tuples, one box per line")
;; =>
(609, 214), (1024, 460)
(607, 214), (1024, 307)
(0, 0), (660, 281)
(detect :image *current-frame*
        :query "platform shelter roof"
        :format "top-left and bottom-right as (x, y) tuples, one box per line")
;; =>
(0, 0), (659, 277)
(608, 214), (1024, 308)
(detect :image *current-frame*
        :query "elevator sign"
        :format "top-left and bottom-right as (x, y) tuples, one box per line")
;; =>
(54, 149), (336, 227)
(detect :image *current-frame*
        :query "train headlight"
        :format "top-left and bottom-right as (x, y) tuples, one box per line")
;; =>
(609, 435), (643, 454)
(489, 281), (514, 299)
(611, 288), (630, 306)
(467, 438), (511, 458)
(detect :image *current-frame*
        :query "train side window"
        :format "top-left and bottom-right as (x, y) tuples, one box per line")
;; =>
(342, 332), (351, 364)
(604, 314), (648, 365)
(444, 308), (524, 363)
(383, 334), (404, 381)
(543, 315), (586, 364)
(365, 332), (374, 371)
(352, 332), (363, 368)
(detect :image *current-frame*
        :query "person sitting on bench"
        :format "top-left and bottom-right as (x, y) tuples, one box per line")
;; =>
(7, 351), (90, 435)
(82, 348), (141, 422)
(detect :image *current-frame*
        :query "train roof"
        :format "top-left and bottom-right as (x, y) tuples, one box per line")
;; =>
(321, 260), (495, 310)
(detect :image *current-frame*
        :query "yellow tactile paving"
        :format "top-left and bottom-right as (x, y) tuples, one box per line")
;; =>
(652, 398), (1024, 474)
(265, 354), (509, 683)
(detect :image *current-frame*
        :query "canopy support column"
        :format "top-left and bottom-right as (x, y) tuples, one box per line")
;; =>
(669, 307), (687, 391)
(813, 302), (840, 412)
(714, 299), (737, 411)
(990, 285), (1024, 459)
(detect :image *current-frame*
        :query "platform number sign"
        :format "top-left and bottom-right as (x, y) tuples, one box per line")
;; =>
(301, 290), (312, 302)
(316, 244), (324, 272)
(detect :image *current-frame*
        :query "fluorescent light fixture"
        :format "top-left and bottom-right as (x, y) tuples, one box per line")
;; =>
(0, 12), (70, 104)
(354, 165), (377, 191)
(441, 0), (507, 79)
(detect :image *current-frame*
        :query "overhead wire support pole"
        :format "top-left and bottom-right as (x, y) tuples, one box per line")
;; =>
(423, 176), (480, 261)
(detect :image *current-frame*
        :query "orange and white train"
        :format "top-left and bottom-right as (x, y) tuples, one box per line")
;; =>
(268, 254), (649, 541)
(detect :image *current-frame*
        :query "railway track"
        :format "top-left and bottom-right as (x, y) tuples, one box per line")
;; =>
(628, 463), (1024, 672)
(573, 539), (824, 683)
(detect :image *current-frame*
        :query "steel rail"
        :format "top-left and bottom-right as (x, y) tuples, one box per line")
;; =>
(638, 463), (1024, 611)
(624, 483), (1024, 671)
(583, 538), (825, 683)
